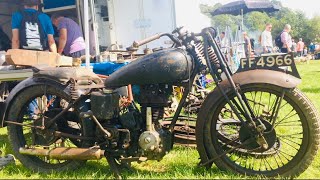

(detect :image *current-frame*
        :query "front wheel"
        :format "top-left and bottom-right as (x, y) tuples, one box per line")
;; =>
(199, 83), (320, 178)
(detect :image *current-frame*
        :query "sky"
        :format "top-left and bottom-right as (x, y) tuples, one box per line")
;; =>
(199, 0), (319, 18)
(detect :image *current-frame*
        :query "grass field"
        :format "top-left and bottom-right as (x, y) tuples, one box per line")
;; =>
(0, 61), (319, 179)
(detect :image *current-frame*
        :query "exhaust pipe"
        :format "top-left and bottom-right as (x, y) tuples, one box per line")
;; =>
(19, 147), (105, 160)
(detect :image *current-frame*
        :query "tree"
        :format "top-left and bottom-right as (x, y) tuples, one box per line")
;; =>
(200, 4), (240, 32)
(306, 16), (320, 43)
(244, 12), (271, 32)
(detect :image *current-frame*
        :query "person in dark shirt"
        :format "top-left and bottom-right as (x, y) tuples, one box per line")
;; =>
(11, 0), (56, 52)
(243, 31), (252, 58)
(309, 43), (315, 54)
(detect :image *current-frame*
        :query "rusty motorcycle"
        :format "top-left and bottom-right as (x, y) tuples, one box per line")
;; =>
(2, 27), (320, 178)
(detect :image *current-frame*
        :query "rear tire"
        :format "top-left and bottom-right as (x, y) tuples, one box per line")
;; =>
(7, 84), (85, 172)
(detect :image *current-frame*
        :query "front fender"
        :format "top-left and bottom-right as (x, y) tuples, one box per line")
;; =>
(1, 77), (66, 127)
(196, 69), (301, 164)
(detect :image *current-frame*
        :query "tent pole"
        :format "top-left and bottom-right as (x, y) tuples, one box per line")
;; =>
(84, 0), (90, 68)
(241, 9), (243, 31)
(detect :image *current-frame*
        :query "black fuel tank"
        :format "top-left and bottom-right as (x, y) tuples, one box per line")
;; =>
(104, 48), (194, 88)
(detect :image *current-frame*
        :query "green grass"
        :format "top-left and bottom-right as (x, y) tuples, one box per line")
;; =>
(0, 61), (320, 179)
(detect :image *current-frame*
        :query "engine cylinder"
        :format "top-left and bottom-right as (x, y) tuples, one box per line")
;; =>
(90, 90), (119, 120)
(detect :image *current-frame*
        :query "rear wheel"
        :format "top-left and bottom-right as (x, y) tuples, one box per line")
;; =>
(7, 84), (85, 172)
(200, 84), (320, 178)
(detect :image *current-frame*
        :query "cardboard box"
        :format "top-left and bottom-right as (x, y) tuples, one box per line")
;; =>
(5, 49), (73, 67)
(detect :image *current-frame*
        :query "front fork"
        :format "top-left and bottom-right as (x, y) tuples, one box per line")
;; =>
(202, 30), (286, 150)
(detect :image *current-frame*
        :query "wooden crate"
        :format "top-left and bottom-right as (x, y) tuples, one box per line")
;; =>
(5, 49), (73, 67)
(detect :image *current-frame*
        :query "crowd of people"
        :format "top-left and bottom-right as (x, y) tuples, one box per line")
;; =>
(215, 21), (320, 71)
(255, 23), (318, 59)
(217, 22), (319, 59)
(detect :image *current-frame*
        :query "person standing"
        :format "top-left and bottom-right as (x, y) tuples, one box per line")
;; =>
(217, 32), (229, 54)
(280, 24), (292, 53)
(296, 38), (305, 57)
(260, 23), (273, 53)
(309, 42), (315, 54)
(303, 47), (308, 56)
(11, 0), (56, 52)
(243, 31), (252, 58)
(217, 32), (224, 48)
(51, 13), (86, 58)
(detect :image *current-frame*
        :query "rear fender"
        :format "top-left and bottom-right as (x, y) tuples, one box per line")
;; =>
(1, 77), (67, 127)
(196, 69), (301, 164)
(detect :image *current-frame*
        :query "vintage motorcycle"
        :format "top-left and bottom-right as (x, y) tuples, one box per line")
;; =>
(1, 27), (319, 178)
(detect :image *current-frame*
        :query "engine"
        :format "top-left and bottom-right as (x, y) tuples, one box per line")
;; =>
(87, 84), (173, 161)
(137, 84), (173, 160)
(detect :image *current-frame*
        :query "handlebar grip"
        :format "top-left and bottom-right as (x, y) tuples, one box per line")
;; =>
(133, 33), (162, 47)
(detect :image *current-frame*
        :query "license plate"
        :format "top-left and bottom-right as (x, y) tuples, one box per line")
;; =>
(237, 53), (294, 72)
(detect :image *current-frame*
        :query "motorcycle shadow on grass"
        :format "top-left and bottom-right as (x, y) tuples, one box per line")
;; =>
(0, 159), (273, 179)
(0, 141), (227, 179)
(0, 149), (225, 179)
(0, 127), (248, 178)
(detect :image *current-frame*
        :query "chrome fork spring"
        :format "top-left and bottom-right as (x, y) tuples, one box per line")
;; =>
(195, 42), (220, 68)
(208, 47), (220, 66)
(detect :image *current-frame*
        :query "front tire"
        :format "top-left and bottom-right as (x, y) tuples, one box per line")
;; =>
(199, 83), (320, 178)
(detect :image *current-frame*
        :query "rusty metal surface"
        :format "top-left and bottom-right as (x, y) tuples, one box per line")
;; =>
(34, 67), (103, 85)
(54, 131), (94, 141)
(230, 69), (301, 89)
(105, 48), (194, 88)
(19, 147), (105, 160)
(5, 120), (44, 129)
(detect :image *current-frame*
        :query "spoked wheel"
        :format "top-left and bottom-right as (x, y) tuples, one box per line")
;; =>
(7, 84), (85, 172)
(200, 83), (320, 178)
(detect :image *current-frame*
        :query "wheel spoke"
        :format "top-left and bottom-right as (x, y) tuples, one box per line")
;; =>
(274, 109), (298, 127)
(279, 138), (300, 151)
(279, 136), (302, 147)
(278, 132), (303, 139)
(278, 149), (295, 159)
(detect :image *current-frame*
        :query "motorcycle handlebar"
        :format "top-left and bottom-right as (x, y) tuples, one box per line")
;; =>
(130, 33), (182, 49)
(132, 33), (162, 48)
(129, 27), (216, 50)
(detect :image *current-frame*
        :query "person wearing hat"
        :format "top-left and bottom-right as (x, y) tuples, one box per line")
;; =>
(11, 0), (57, 52)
